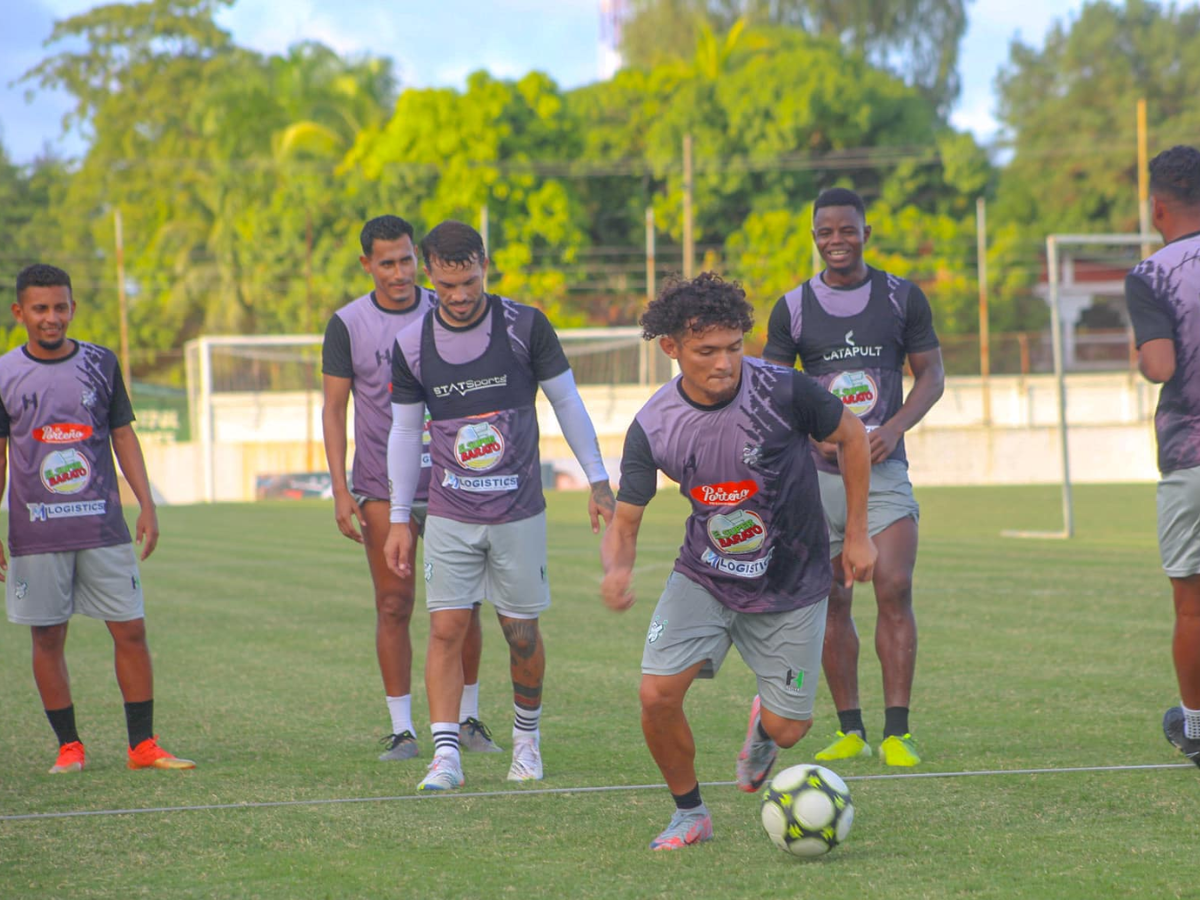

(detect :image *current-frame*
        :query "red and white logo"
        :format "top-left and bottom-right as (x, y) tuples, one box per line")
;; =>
(34, 423), (93, 444)
(690, 480), (759, 506)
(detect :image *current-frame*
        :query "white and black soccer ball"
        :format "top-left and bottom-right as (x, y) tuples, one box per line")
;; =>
(760, 763), (854, 858)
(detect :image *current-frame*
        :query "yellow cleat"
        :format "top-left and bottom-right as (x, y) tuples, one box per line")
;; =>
(879, 733), (921, 767)
(127, 736), (196, 770)
(814, 731), (872, 761)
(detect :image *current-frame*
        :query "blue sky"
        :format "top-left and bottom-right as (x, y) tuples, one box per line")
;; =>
(0, 0), (1087, 165)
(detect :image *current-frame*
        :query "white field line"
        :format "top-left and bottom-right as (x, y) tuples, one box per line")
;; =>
(0, 762), (1193, 822)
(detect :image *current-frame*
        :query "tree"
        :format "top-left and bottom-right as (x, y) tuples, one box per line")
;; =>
(995, 0), (1200, 236)
(620, 0), (968, 113)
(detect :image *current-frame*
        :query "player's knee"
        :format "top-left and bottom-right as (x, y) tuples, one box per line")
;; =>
(639, 678), (684, 716)
(769, 716), (812, 748)
(875, 571), (914, 609)
(376, 591), (415, 627)
(30, 624), (67, 653)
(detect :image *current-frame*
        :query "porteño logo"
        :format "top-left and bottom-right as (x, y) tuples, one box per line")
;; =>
(690, 480), (759, 506)
(34, 423), (93, 444)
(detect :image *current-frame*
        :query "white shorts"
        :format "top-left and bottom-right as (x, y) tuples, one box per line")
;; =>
(6, 544), (145, 626)
(421, 513), (550, 619)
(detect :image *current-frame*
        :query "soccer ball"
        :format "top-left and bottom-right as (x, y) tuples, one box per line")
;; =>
(760, 764), (854, 857)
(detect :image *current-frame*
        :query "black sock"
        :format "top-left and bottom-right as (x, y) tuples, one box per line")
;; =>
(672, 782), (703, 811)
(125, 699), (154, 749)
(756, 720), (772, 743)
(837, 708), (866, 738)
(883, 706), (909, 739)
(45, 705), (80, 747)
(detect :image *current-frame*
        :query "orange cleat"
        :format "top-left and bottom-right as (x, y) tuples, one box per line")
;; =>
(49, 740), (86, 774)
(127, 736), (196, 770)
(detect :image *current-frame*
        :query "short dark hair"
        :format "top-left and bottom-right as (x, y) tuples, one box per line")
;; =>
(813, 187), (866, 220)
(640, 272), (754, 340)
(360, 215), (415, 257)
(1149, 145), (1200, 208)
(16, 263), (72, 302)
(420, 220), (486, 269)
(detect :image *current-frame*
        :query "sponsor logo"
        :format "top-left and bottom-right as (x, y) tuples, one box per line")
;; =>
(441, 471), (520, 493)
(707, 509), (767, 555)
(647, 616), (667, 645)
(420, 452), (432, 468)
(81, 387), (97, 409)
(828, 370), (878, 417)
(690, 480), (759, 506)
(132, 574), (140, 592)
(455, 422), (505, 471)
(374, 346), (392, 368)
(700, 546), (773, 579)
(822, 330), (883, 361)
(784, 667), (805, 694)
(22, 393), (38, 412)
(34, 423), (94, 444)
(742, 443), (762, 468)
(39, 449), (92, 494)
(27, 500), (107, 522)
(432, 375), (508, 399)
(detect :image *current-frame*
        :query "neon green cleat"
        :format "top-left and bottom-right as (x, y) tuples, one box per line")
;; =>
(879, 733), (921, 767)
(814, 731), (872, 761)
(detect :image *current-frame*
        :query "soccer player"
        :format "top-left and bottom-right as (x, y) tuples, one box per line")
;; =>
(383, 219), (614, 791)
(323, 215), (498, 760)
(763, 187), (944, 767)
(601, 272), (876, 850)
(1124, 144), (1200, 768)
(0, 263), (194, 773)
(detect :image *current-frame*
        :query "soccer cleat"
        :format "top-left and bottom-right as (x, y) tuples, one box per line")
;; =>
(417, 754), (464, 791)
(127, 736), (196, 770)
(649, 805), (714, 851)
(507, 735), (543, 782)
(49, 740), (86, 774)
(1163, 707), (1200, 768)
(879, 733), (921, 767)
(460, 717), (503, 753)
(378, 731), (419, 761)
(736, 695), (779, 793)
(815, 730), (872, 761)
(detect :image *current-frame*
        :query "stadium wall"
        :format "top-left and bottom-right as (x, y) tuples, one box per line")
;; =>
(130, 373), (1160, 504)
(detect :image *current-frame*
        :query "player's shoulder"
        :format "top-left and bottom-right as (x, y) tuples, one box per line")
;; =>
(332, 291), (373, 319)
(75, 340), (116, 365)
(636, 375), (684, 421)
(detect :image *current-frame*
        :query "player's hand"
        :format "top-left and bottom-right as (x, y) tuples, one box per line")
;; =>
(0, 540), (7, 582)
(589, 480), (616, 534)
(867, 422), (901, 464)
(136, 506), (160, 561)
(810, 438), (839, 463)
(840, 534), (877, 587)
(333, 489), (365, 543)
(601, 567), (635, 612)
(384, 523), (414, 578)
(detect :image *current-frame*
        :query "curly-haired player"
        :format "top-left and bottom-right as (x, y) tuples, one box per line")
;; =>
(600, 272), (876, 850)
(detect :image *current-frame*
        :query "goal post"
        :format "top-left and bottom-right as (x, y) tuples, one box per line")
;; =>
(1001, 232), (1154, 540)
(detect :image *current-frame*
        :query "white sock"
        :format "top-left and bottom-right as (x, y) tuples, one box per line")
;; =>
(386, 695), (413, 736)
(459, 683), (480, 723)
(513, 703), (541, 742)
(431, 722), (461, 762)
(1183, 703), (1200, 740)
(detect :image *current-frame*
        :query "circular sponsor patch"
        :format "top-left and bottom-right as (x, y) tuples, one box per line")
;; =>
(455, 422), (505, 471)
(828, 370), (878, 417)
(40, 448), (92, 495)
(706, 509), (767, 555)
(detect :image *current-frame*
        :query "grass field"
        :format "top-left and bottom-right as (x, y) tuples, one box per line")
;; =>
(2, 485), (1198, 899)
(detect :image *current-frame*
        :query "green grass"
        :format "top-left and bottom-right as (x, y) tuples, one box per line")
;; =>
(2, 485), (1198, 899)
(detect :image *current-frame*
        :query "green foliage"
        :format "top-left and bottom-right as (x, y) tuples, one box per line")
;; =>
(996, 0), (1200, 235)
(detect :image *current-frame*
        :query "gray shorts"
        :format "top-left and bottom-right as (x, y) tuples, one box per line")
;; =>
(422, 512), (549, 619)
(1157, 465), (1200, 578)
(818, 458), (920, 557)
(641, 571), (826, 721)
(6, 544), (145, 626)
(356, 496), (428, 536)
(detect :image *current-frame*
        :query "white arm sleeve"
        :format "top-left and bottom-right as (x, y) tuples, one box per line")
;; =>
(539, 369), (609, 484)
(388, 401), (426, 524)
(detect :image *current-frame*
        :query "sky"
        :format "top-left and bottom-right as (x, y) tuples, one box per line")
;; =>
(0, 0), (1088, 165)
